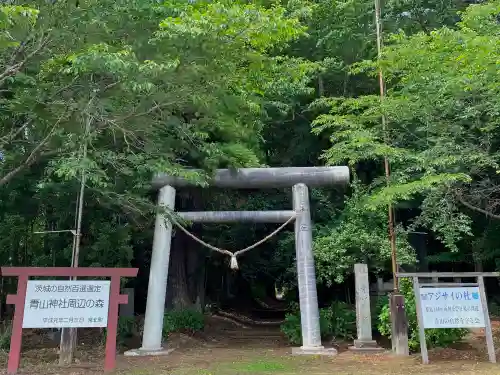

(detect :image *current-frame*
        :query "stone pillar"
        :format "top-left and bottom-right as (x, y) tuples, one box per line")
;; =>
(119, 288), (135, 317)
(376, 277), (384, 295)
(349, 264), (382, 352)
(125, 185), (175, 356)
(291, 183), (336, 356)
(432, 270), (438, 283)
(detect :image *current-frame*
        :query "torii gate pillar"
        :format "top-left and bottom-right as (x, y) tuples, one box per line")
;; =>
(125, 166), (349, 357)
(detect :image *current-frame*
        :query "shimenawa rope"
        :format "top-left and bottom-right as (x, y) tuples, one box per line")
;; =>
(165, 214), (297, 270)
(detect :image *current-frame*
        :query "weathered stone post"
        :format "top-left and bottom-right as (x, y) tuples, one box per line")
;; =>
(349, 264), (383, 352)
(119, 288), (135, 317)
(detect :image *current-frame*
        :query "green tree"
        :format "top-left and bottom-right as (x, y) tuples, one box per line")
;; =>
(313, 0), (500, 259)
(0, 0), (318, 310)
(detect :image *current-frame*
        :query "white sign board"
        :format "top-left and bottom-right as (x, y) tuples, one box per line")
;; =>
(419, 287), (485, 328)
(23, 280), (110, 328)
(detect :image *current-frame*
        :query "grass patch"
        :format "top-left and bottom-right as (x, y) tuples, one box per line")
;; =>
(139, 352), (500, 375)
(168, 355), (298, 375)
(227, 359), (292, 373)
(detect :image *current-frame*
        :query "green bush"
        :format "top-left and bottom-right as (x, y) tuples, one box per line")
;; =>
(321, 301), (356, 340)
(377, 278), (468, 352)
(488, 300), (500, 318)
(162, 309), (205, 338)
(117, 316), (136, 346)
(103, 316), (136, 347)
(0, 323), (11, 351)
(373, 294), (389, 323)
(280, 301), (356, 345)
(287, 301), (299, 312)
(281, 312), (303, 345)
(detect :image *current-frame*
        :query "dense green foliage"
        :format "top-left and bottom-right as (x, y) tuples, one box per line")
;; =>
(162, 309), (205, 338)
(0, 323), (11, 351)
(378, 279), (469, 351)
(312, 0), (500, 271)
(104, 316), (137, 347)
(281, 301), (356, 344)
(0, 0), (314, 269)
(110, 311), (205, 346)
(1, 0), (500, 352)
(116, 317), (137, 347)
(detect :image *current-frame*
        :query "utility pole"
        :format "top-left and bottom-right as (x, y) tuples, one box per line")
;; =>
(374, 0), (398, 292)
(59, 110), (91, 365)
(374, 0), (409, 356)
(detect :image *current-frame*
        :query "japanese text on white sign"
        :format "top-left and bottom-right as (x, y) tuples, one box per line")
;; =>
(419, 287), (485, 328)
(23, 280), (110, 328)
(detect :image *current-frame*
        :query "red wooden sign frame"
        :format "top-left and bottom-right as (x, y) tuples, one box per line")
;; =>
(1, 267), (138, 374)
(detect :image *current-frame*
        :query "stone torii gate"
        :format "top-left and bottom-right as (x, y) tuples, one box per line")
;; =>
(125, 166), (349, 357)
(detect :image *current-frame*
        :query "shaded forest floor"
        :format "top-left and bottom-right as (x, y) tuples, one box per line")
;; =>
(1, 317), (500, 375)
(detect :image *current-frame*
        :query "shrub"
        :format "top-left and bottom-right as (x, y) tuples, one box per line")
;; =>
(373, 294), (389, 324)
(281, 312), (302, 345)
(103, 316), (136, 347)
(280, 301), (356, 345)
(488, 300), (500, 318)
(377, 278), (468, 352)
(117, 316), (136, 346)
(287, 300), (299, 312)
(162, 309), (205, 338)
(0, 323), (11, 351)
(321, 301), (356, 340)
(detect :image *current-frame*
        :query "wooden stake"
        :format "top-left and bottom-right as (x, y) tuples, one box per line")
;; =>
(413, 277), (428, 363)
(389, 292), (410, 356)
(478, 276), (496, 363)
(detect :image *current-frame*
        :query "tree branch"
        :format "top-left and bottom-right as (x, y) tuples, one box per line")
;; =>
(456, 194), (500, 220)
(0, 77), (79, 148)
(0, 34), (50, 87)
(0, 111), (66, 186)
(0, 118), (33, 148)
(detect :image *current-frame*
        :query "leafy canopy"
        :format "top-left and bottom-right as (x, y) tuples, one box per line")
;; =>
(313, 0), (500, 252)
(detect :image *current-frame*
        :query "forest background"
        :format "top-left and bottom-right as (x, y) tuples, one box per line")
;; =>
(1, 0), (500, 346)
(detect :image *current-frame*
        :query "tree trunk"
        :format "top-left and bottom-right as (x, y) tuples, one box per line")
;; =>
(167, 231), (192, 310)
(166, 189), (206, 311)
(473, 250), (483, 272)
(166, 231), (207, 311)
(187, 242), (206, 312)
(318, 75), (324, 97)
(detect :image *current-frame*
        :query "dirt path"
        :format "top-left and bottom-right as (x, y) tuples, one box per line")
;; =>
(2, 346), (499, 375)
(2, 317), (500, 375)
(134, 348), (500, 375)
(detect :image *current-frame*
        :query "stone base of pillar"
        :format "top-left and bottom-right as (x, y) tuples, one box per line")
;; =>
(292, 346), (338, 356)
(348, 339), (385, 353)
(124, 347), (175, 357)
